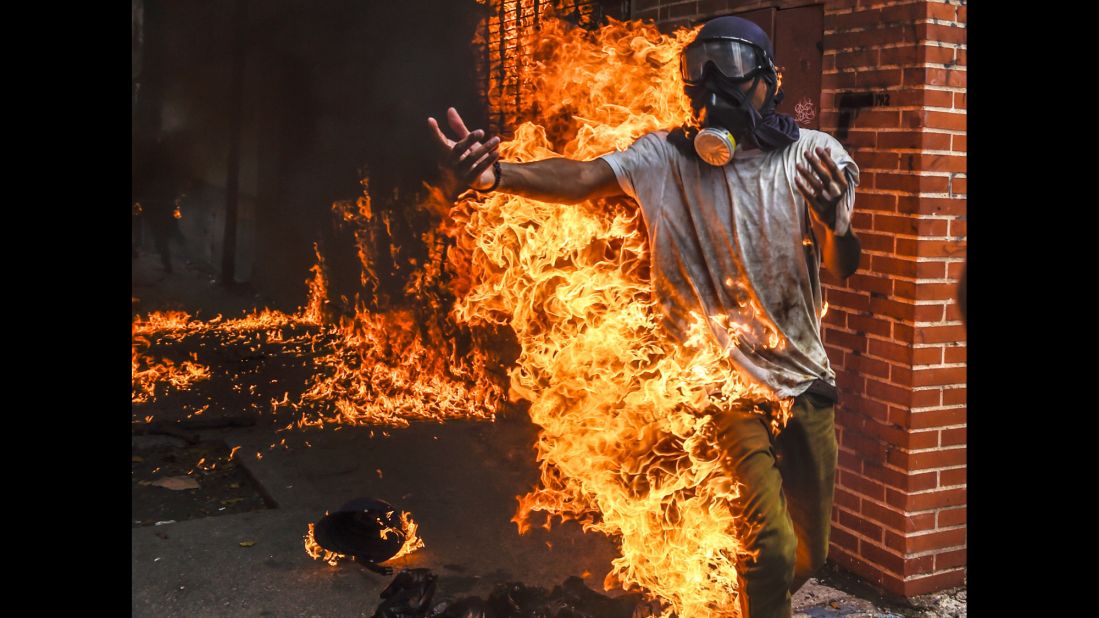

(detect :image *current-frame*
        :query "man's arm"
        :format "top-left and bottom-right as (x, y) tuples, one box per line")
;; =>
(496, 158), (622, 204)
(796, 146), (861, 280)
(428, 107), (623, 204)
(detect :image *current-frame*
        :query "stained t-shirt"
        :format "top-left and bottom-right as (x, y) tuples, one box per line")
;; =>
(600, 129), (859, 399)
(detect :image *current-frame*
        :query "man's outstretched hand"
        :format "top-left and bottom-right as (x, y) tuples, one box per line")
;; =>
(795, 147), (849, 233)
(428, 107), (501, 199)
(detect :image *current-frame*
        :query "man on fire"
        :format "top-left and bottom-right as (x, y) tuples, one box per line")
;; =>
(430, 16), (860, 618)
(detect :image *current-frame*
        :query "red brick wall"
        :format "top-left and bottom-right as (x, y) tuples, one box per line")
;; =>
(629, 0), (967, 598)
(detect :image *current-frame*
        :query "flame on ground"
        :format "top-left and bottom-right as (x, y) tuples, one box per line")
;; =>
(132, 336), (210, 404)
(131, 176), (504, 426)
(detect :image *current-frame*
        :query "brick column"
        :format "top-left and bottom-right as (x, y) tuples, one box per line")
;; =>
(819, 0), (966, 597)
(630, 0), (968, 599)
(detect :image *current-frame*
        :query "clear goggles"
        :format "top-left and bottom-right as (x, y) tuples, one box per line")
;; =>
(680, 37), (772, 85)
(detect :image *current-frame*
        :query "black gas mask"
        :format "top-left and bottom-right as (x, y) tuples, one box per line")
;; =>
(680, 18), (798, 165)
(686, 72), (775, 165)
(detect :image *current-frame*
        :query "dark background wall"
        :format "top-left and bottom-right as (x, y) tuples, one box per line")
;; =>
(133, 0), (487, 309)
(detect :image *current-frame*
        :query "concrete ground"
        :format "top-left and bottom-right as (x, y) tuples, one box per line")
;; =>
(132, 253), (966, 618)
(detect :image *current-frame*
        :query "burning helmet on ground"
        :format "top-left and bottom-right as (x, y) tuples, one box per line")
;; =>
(313, 497), (406, 563)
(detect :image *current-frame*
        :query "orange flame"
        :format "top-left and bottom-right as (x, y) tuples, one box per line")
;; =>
(287, 188), (504, 429)
(388, 510), (426, 561)
(131, 329), (211, 404)
(304, 522), (346, 567)
(303, 242), (329, 324)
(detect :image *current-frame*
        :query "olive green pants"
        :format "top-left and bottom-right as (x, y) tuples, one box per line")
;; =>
(713, 391), (838, 618)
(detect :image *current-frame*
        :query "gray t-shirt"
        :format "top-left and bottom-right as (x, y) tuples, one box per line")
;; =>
(600, 129), (859, 399)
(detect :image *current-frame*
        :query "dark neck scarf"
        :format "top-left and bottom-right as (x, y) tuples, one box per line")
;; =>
(752, 106), (800, 151)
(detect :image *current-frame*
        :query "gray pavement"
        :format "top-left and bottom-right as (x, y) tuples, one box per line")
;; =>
(133, 418), (622, 617)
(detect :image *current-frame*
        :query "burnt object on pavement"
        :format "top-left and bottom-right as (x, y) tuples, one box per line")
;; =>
(376, 570), (646, 618)
(544, 576), (643, 618)
(313, 497), (406, 571)
(429, 596), (490, 618)
(486, 581), (549, 618)
(375, 568), (439, 618)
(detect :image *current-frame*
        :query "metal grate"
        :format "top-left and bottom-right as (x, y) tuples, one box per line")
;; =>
(475, 0), (629, 138)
